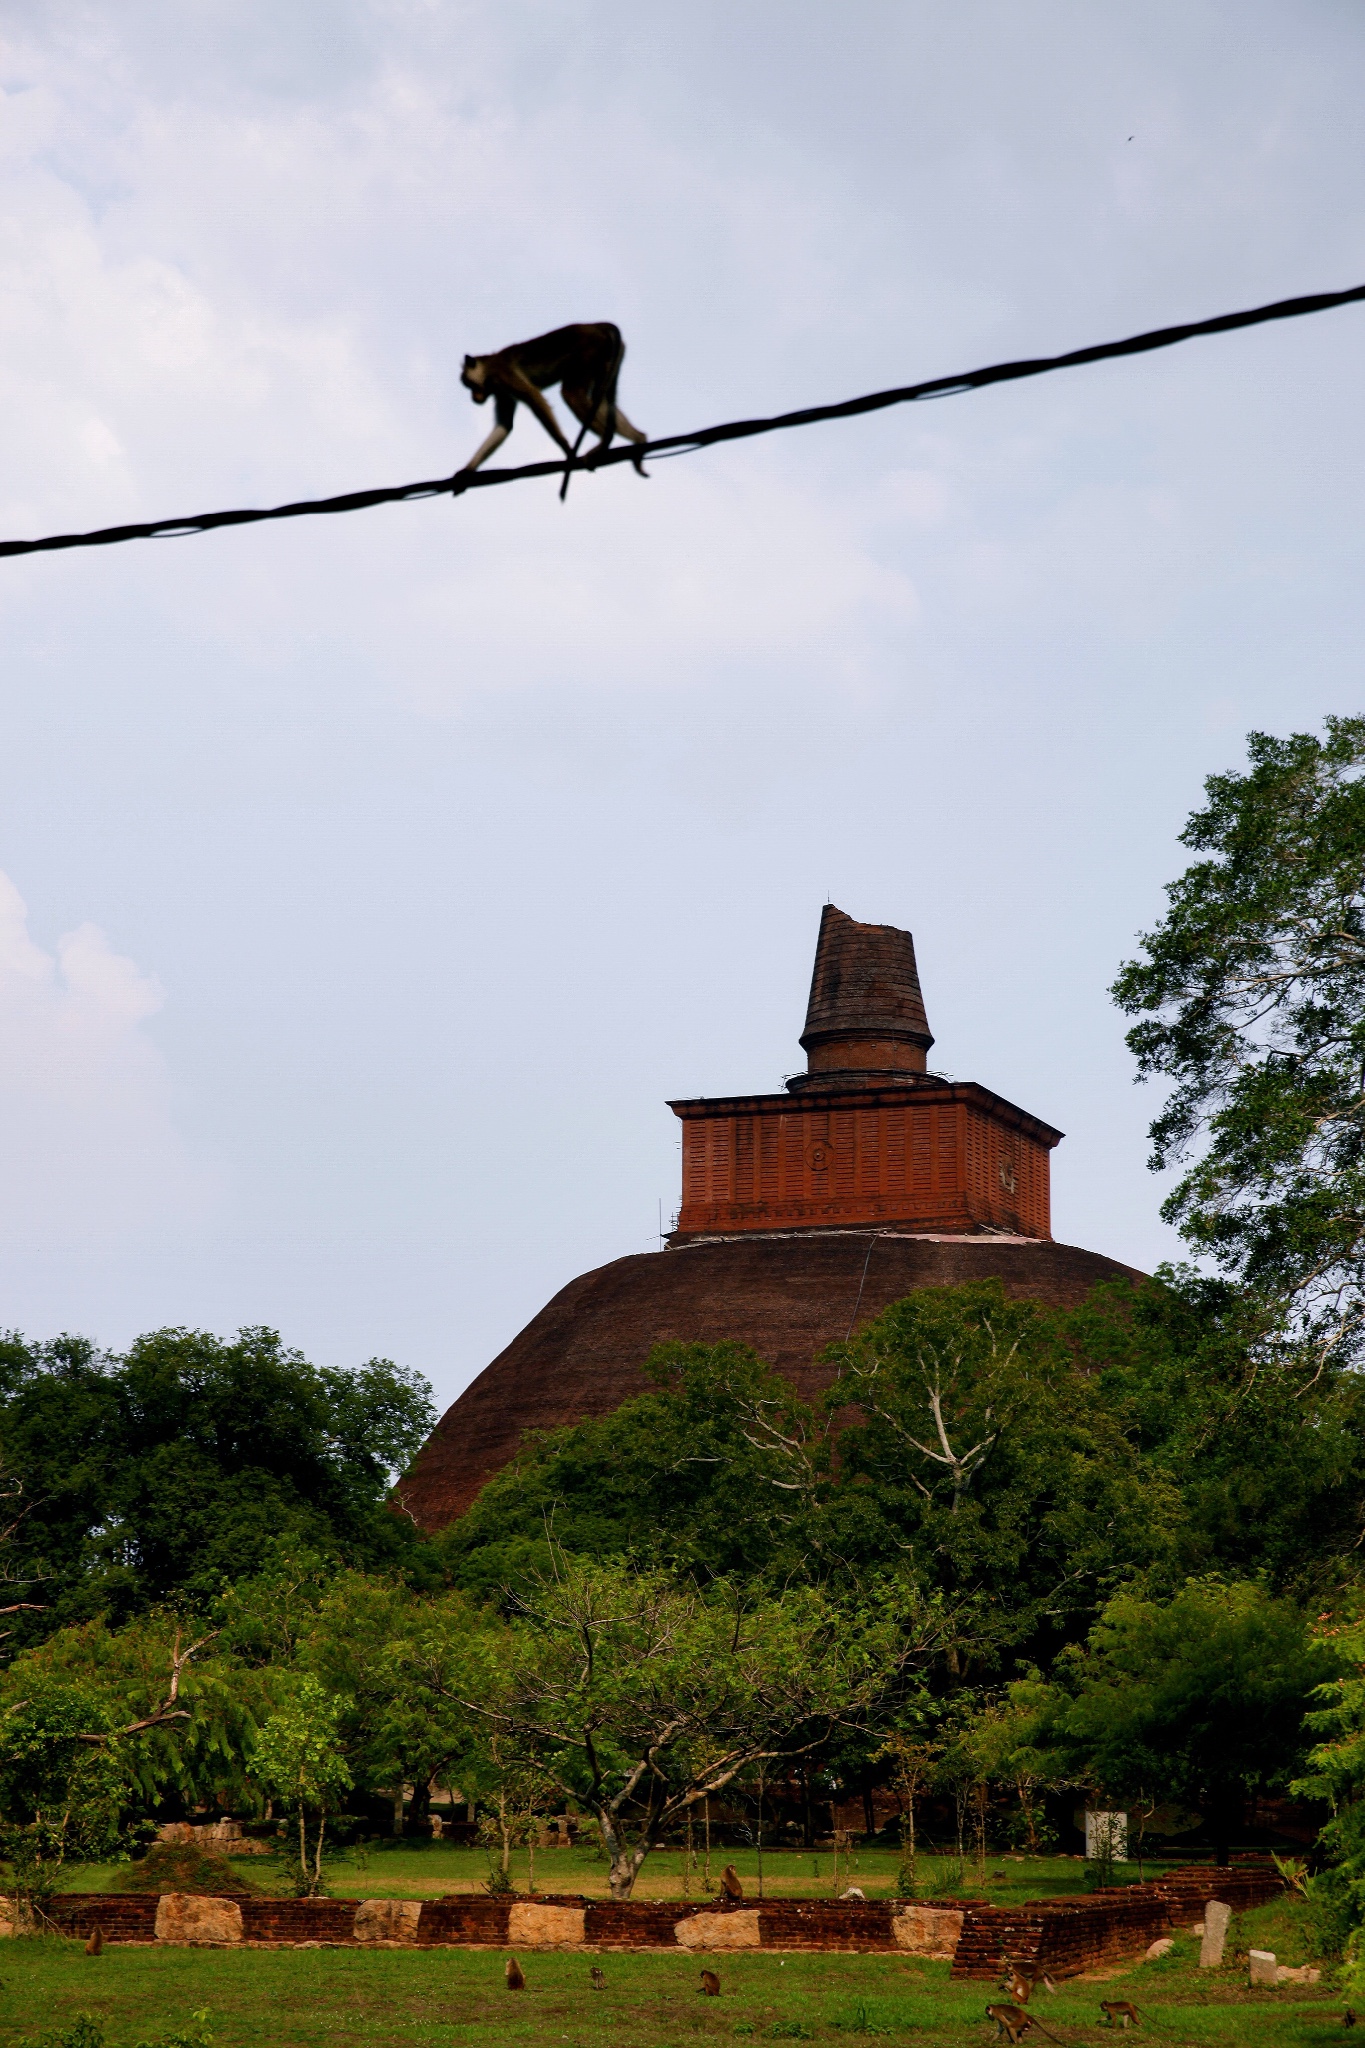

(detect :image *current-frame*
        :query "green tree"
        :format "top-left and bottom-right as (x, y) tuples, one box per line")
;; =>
(424, 1554), (928, 1900)
(1113, 716), (1365, 1356)
(1293, 1609), (1365, 1987)
(251, 1675), (351, 1894)
(0, 1328), (436, 1634)
(824, 1282), (1175, 1661)
(431, 1342), (831, 1601)
(299, 1574), (481, 1833)
(1017, 1577), (1330, 1864)
(0, 1622), (221, 1917)
(1066, 1273), (1365, 1601)
(1, 1615), (275, 1820)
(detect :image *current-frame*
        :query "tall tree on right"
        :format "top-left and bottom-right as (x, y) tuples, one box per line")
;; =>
(1113, 716), (1365, 1360)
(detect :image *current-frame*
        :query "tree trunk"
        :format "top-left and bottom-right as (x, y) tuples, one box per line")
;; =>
(756, 1769), (765, 1901)
(408, 1780), (431, 1837)
(593, 1808), (645, 1900)
(1210, 1789), (1239, 1868)
(901, 1773), (917, 1892)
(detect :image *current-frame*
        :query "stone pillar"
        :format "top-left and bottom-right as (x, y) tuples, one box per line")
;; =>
(1199, 1900), (1231, 1968)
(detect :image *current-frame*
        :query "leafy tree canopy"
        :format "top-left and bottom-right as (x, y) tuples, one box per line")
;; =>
(434, 1341), (830, 1599)
(1113, 715), (1365, 1355)
(1070, 1274), (1365, 1600)
(0, 1326), (436, 1638)
(1015, 1577), (1333, 1862)
(416, 1551), (931, 1899)
(433, 1279), (1365, 1674)
(821, 1281), (1176, 1658)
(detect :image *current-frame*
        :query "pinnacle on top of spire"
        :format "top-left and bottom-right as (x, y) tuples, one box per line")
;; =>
(787, 904), (934, 1094)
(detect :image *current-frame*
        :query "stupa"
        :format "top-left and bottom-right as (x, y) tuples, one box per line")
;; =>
(397, 906), (1139, 1530)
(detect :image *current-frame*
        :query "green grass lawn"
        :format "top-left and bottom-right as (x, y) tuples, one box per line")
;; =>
(0, 1899), (1347, 2048)
(53, 1842), (1197, 1905)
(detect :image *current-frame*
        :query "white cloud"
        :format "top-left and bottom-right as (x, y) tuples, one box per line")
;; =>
(0, 873), (212, 1251)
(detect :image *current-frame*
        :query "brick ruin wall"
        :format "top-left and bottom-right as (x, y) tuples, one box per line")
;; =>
(43, 1863), (1280, 1968)
(949, 1865), (1283, 1980)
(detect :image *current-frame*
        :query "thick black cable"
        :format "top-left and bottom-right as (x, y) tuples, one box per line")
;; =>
(3, 278), (1363, 561)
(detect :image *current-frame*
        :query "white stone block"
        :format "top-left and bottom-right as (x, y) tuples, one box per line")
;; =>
(1248, 1948), (1277, 1987)
(893, 1906), (963, 1959)
(674, 1909), (761, 1950)
(154, 1894), (244, 1945)
(354, 1898), (423, 1943)
(507, 1902), (586, 1947)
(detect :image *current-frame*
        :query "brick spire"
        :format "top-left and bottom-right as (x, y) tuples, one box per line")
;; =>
(788, 904), (934, 1092)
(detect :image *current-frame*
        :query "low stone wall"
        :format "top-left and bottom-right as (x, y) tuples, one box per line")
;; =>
(43, 1863), (1280, 1969)
(948, 1864), (1283, 1981)
(44, 1892), (966, 1955)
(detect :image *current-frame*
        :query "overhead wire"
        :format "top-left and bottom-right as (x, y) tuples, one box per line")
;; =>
(2, 277), (1363, 562)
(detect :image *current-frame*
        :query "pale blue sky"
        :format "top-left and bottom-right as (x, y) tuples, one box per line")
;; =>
(0, 2), (1362, 1408)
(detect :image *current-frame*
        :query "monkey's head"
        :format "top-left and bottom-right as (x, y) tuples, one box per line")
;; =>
(461, 354), (490, 401)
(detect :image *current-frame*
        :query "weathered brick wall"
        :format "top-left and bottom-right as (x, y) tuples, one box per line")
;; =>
(238, 1900), (366, 1943)
(47, 1896), (160, 1942)
(416, 1896), (514, 1944)
(586, 1900), (698, 1946)
(950, 1864), (1283, 1980)
(45, 1863), (1280, 1961)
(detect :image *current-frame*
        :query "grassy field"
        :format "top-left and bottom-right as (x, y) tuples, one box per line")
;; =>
(53, 1841), (1200, 1905)
(0, 1898), (1346, 2047)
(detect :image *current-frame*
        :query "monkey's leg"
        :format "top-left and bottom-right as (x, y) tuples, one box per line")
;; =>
(508, 378), (574, 457)
(574, 392), (648, 477)
(460, 419), (511, 473)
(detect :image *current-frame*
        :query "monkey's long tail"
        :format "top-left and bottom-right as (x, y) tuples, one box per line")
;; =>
(559, 334), (628, 503)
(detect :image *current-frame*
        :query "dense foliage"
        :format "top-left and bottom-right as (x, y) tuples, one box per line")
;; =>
(1013, 1580), (1332, 1861)
(1113, 715), (1365, 1355)
(438, 1274), (1365, 1659)
(0, 1326), (436, 1638)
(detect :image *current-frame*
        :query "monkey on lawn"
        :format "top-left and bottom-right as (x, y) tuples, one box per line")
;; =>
(458, 322), (648, 489)
(985, 2007), (1034, 2045)
(986, 2005), (1064, 2046)
(1003, 1960), (1056, 2003)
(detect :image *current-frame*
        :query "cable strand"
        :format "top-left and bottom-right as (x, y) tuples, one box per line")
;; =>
(3, 278), (1362, 560)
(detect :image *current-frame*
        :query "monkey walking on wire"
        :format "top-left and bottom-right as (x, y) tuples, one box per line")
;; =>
(458, 322), (648, 498)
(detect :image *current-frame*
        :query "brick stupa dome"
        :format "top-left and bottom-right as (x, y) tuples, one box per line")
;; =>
(398, 907), (1141, 1531)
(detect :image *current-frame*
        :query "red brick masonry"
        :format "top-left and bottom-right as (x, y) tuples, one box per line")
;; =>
(949, 1864), (1283, 1980)
(46, 1863), (1279, 1972)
